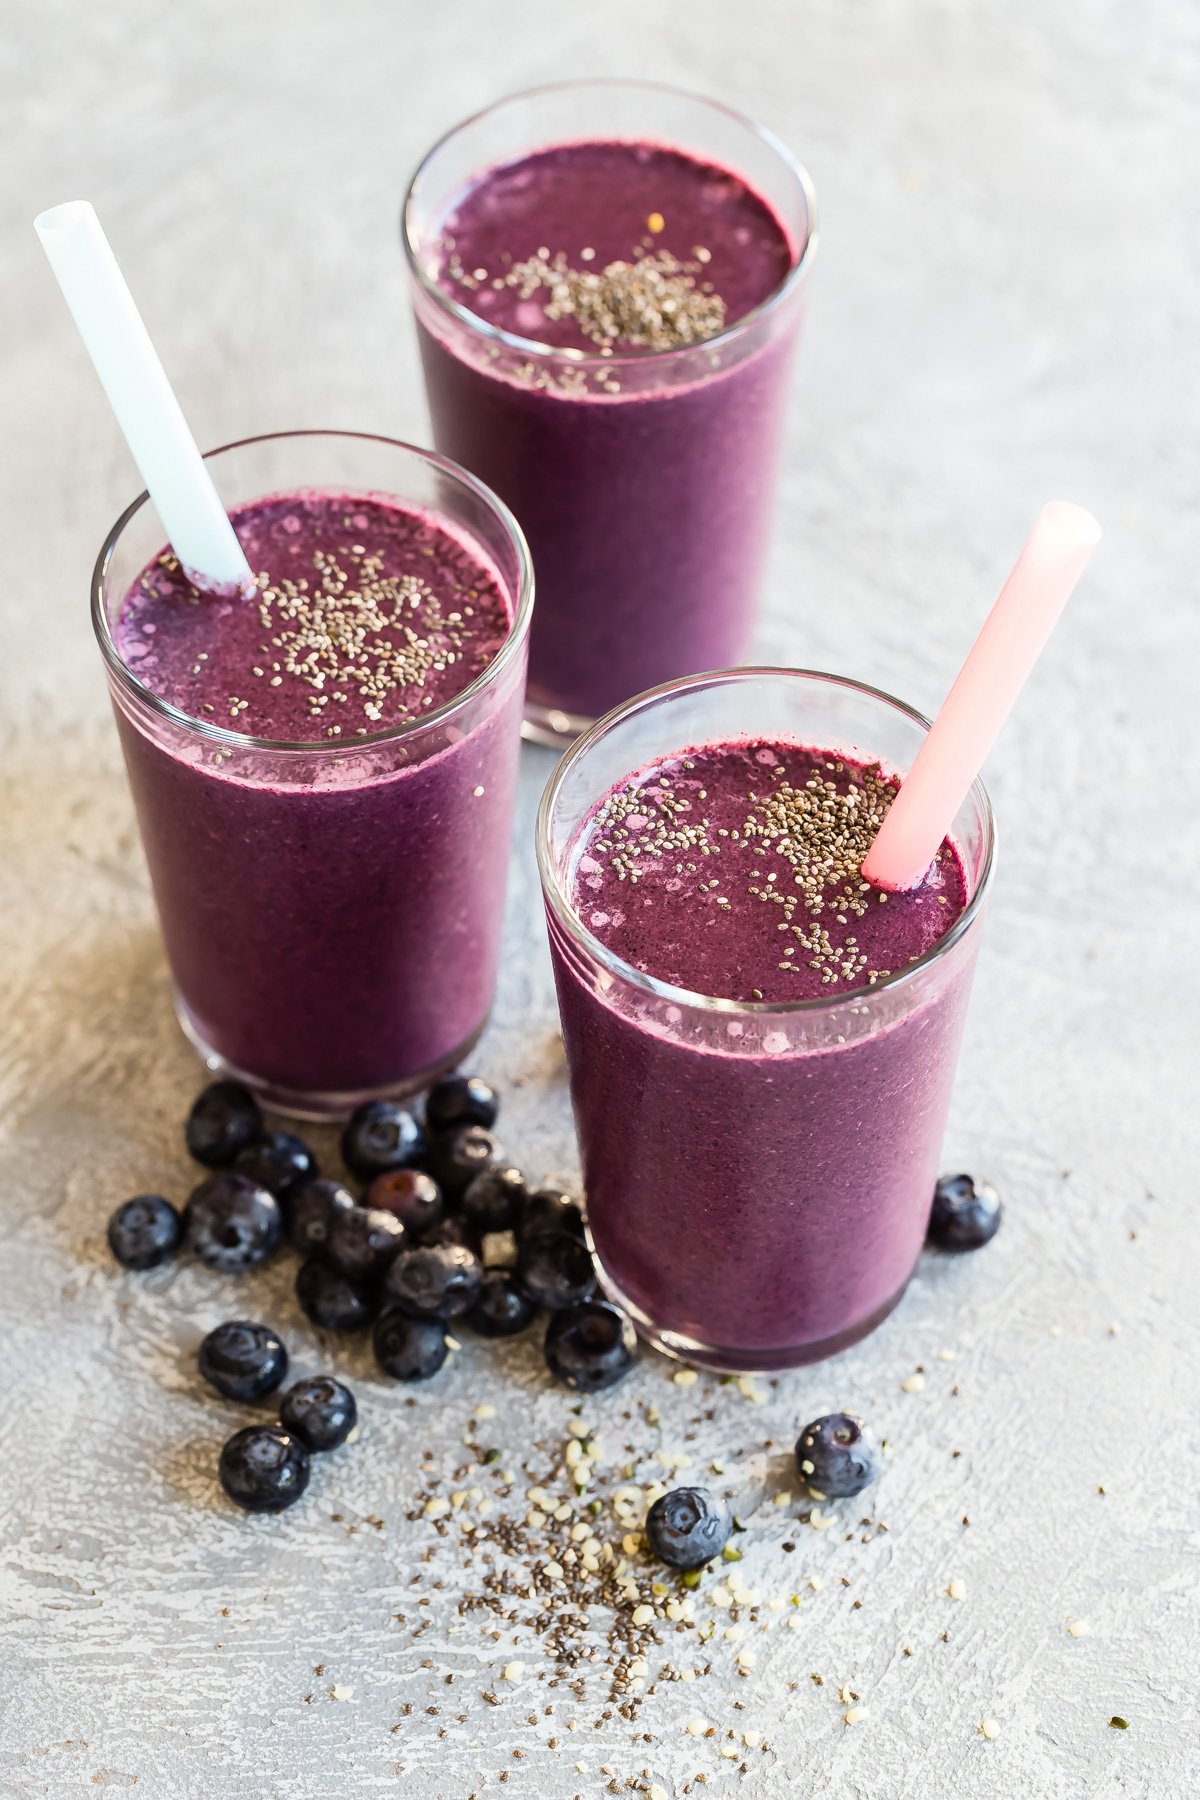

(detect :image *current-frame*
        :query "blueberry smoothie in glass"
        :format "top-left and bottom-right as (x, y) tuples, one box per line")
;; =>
(405, 82), (816, 742)
(538, 670), (995, 1370)
(93, 432), (533, 1117)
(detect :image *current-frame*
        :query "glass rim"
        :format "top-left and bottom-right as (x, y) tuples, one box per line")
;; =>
(536, 666), (997, 1018)
(401, 76), (819, 372)
(91, 428), (536, 755)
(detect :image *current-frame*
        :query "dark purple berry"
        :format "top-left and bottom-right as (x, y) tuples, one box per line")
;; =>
(419, 1214), (482, 1256)
(426, 1125), (500, 1200)
(218, 1424), (309, 1511)
(279, 1376), (357, 1452)
(374, 1308), (447, 1381)
(383, 1243), (482, 1320)
(197, 1320), (288, 1402)
(295, 1258), (374, 1332)
(107, 1194), (182, 1270)
(284, 1179), (356, 1256)
(425, 1073), (499, 1134)
(366, 1167), (444, 1237)
(520, 1188), (586, 1241)
(233, 1129), (317, 1197)
(517, 1230), (596, 1310)
(795, 1412), (880, 1498)
(461, 1165), (526, 1235)
(340, 1100), (425, 1182)
(543, 1301), (637, 1392)
(463, 1268), (539, 1338)
(184, 1173), (282, 1271)
(185, 1080), (262, 1168)
(646, 1487), (730, 1569)
(324, 1206), (406, 1283)
(928, 1174), (1002, 1252)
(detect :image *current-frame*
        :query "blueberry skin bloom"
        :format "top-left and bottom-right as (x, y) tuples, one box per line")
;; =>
(927, 1174), (1002, 1252)
(460, 1165), (526, 1235)
(107, 1194), (182, 1270)
(198, 1320), (288, 1403)
(279, 1376), (357, 1452)
(425, 1073), (500, 1134)
(374, 1308), (447, 1381)
(646, 1487), (731, 1569)
(517, 1230), (596, 1310)
(340, 1100), (425, 1183)
(543, 1301), (637, 1392)
(284, 1179), (356, 1256)
(219, 1424), (310, 1512)
(383, 1244), (482, 1321)
(323, 1206), (407, 1284)
(463, 1269), (540, 1338)
(185, 1081), (262, 1168)
(426, 1125), (501, 1200)
(295, 1259), (375, 1333)
(794, 1412), (880, 1498)
(184, 1174), (282, 1272)
(233, 1130), (318, 1198)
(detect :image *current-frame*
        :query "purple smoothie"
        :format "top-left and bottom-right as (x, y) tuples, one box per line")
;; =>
(547, 738), (980, 1364)
(111, 489), (524, 1109)
(411, 138), (807, 728)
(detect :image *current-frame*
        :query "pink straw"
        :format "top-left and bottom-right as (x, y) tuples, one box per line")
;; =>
(862, 501), (1101, 891)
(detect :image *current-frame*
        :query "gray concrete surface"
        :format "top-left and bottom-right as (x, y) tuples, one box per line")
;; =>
(1, 2), (1196, 1796)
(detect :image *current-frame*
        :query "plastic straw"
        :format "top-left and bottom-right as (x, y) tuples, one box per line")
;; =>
(34, 201), (254, 596)
(862, 501), (1102, 891)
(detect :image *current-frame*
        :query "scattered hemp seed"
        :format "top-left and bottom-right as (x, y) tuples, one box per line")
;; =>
(946, 1580), (967, 1601)
(980, 1718), (1001, 1740)
(1109, 1716), (1130, 1730)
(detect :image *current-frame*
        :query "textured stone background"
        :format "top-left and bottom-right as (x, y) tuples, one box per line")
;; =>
(1, 2), (1196, 1796)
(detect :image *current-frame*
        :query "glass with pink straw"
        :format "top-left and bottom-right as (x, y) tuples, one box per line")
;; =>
(538, 503), (1099, 1369)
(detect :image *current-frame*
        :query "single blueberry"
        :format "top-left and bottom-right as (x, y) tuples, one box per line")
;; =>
(233, 1129), (317, 1198)
(418, 1214), (483, 1257)
(185, 1081), (262, 1168)
(461, 1165), (526, 1235)
(517, 1230), (596, 1310)
(426, 1124), (500, 1200)
(366, 1167), (445, 1238)
(794, 1412), (880, 1498)
(520, 1188), (586, 1242)
(184, 1173), (282, 1272)
(383, 1243), (482, 1321)
(197, 1320), (288, 1403)
(107, 1193), (182, 1270)
(927, 1173), (1002, 1252)
(645, 1486), (731, 1569)
(279, 1375), (357, 1452)
(463, 1268), (540, 1338)
(218, 1423), (310, 1512)
(340, 1100), (425, 1182)
(295, 1258), (375, 1332)
(324, 1206), (406, 1284)
(425, 1073), (499, 1134)
(544, 1301), (637, 1392)
(374, 1307), (447, 1381)
(284, 1178), (356, 1256)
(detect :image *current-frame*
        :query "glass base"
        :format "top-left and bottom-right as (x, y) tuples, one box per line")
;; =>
(590, 1245), (915, 1373)
(522, 697), (596, 749)
(174, 992), (486, 1122)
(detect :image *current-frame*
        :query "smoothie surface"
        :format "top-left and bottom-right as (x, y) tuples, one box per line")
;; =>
(568, 740), (969, 1003)
(434, 139), (795, 354)
(116, 492), (511, 740)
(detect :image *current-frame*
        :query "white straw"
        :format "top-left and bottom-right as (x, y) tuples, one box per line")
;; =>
(34, 201), (254, 596)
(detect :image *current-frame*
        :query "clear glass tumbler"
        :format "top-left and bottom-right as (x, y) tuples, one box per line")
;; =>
(93, 430), (533, 1118)
(538, 668), (996, 1371)
(404, 81), (817, 744)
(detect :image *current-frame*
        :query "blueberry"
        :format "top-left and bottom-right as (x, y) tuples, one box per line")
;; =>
(425, 1073), (499, 1134)
(544, 1301), (637, 1392)
(645, 1486), (731, 1569)
(366, 1167), (444, 1237)
(517, 1230), (596, 1310)
(197, 1320), (288, 1403)
(794, 1412), (880, 1498)
(461, 1165), (526, 1235)
(340, 1100), (425, 1182)
(185, 1080), (262, 1168)
(463, 1269), (540, 1338)
(218, 1423), (310, 1512)
(184, 1173), (282, 1271)
(233, 1130), (317, 1197)
(383, 1243), (482, 1321)
(295, 1258), (375, 1332)
(279, 1376), (357, 1452)
(374, 1307), (447, 1381)
(107, 1193), (182, 1270)
(284, 1178), (356, 1256)
(426, 1125), (500, 1200)
(323, 1206), (406, 1284)
(419, 1215), (483, 1257)
(927, 1173), (1002, 1252)
(520, 1188), (586, 1242)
